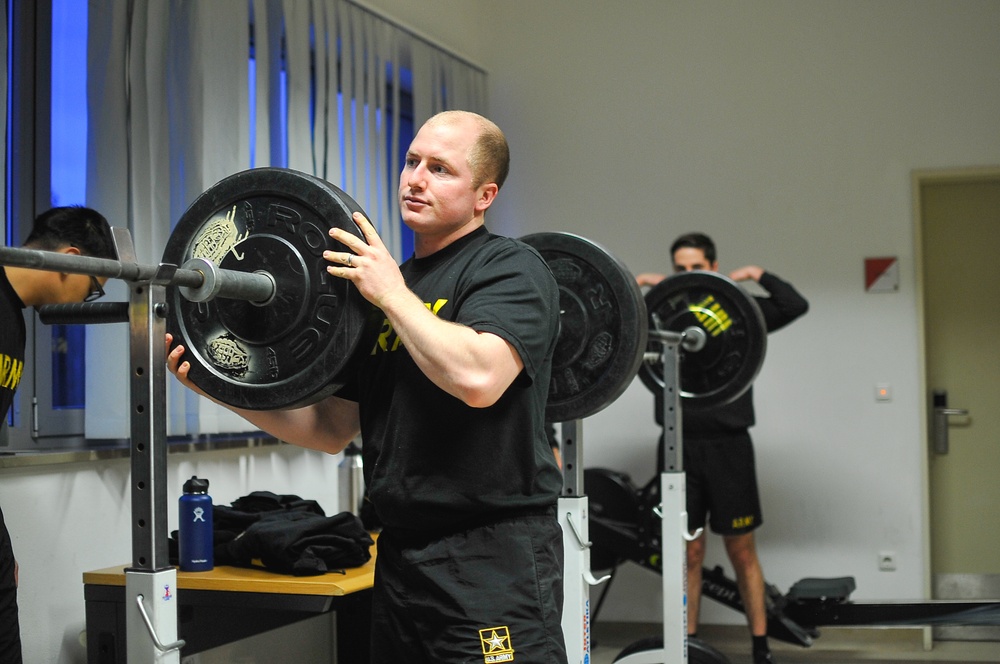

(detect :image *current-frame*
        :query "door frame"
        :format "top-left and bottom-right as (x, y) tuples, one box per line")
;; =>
(911, 165), (1000, 600)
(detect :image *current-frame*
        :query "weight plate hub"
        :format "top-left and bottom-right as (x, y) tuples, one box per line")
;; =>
(163, 168), (375, 410)
(639, 270), (766, 410)
(521, 232), (648, 423)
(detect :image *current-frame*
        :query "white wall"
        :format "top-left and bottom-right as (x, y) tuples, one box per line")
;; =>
(368, 0), (1000, 625)
(6, 1), (1000, 660)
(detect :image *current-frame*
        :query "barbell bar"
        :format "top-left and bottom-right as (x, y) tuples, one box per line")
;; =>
(0, 245), (275, 304)
(645, 323), (708, 357)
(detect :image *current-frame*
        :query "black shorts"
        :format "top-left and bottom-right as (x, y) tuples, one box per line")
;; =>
(684, 432), (763, 536)
(0, 506), (22, 663)
(371, 512), (567, 664)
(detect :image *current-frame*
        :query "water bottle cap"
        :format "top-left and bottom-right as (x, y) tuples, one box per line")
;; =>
(183, 476), (210, 493)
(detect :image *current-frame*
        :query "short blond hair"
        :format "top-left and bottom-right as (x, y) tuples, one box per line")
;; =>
(427, 111), (510, 190)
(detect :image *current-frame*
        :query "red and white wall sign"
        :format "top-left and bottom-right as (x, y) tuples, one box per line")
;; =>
(864, 257), (899, 293)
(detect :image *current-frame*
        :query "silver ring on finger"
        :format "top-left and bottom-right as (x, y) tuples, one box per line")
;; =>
(346, 254), (353, 267)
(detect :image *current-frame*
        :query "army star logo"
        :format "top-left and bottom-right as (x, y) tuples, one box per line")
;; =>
(479, 625), (515, 662)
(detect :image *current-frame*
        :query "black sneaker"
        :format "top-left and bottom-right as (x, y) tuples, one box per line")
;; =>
(753, 651), (775, 664)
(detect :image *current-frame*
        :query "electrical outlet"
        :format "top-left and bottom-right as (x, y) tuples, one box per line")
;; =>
(878, 551), (897, 572)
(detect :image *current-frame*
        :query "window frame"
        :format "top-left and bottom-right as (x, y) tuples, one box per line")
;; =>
(4, 2), (420, 451)
(4, 1), (84, 451)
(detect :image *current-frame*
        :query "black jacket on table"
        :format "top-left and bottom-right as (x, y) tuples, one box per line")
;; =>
(662, 271), (808, 438)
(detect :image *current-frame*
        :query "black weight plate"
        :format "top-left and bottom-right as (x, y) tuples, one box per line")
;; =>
(521, 233), (647, 422)
(162, 167), (376, 410)
(639, 271), (766, 410)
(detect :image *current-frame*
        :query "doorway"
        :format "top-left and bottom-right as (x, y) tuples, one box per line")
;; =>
(916, 169), (1000, 640)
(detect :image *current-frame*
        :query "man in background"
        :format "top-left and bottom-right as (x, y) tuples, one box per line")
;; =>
(0, 206), (115, 663)
(637, 232), (808, 664)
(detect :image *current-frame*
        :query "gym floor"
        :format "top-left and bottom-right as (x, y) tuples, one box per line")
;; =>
(589, 623), (1000, 663)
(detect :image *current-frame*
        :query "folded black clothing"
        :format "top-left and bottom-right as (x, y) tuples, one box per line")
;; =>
(213, 491), (326, 534)
(230, 491), (326, 516)
(169, 491), (373, 575)
(216, 510), (374, 576)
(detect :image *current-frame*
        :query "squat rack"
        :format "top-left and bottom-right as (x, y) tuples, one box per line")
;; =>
(8, 228), (189, 663)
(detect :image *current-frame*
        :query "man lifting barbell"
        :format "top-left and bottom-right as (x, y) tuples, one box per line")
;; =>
(637, 232), (808, 664)
(1, 206), (116, 664)
(168, 111), (569, 663)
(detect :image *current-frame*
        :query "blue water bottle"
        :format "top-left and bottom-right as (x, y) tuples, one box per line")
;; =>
(179, 476), (214, 572)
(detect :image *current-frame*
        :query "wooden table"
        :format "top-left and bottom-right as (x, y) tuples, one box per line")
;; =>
(83, 543), (376, 663)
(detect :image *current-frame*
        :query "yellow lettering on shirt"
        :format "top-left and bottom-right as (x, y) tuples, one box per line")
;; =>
(371, 299), (449, 355)
(0, 354), (24, 391)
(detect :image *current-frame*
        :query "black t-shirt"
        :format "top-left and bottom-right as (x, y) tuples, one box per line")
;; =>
(345, 227), (563, 534)
(0, 269), (26, 421)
